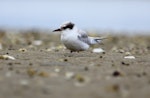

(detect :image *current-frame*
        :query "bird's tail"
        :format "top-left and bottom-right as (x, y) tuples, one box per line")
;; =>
(89, 37), (107, 45)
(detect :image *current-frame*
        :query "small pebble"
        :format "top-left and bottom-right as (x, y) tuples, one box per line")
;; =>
(75, 74), (85, 83)
(99, 56), (103, 58)
(65, 72), (75, 79)
(121, 61), (130, 66)
(118, 49), (125, 53)
(64, 58), (68, 62)
(8, 62), (13, 66)
(112, 84), (120, 91)
(46, 47), (56, 51)
(111, 46), (118, 52)
(59, 58), (68, 62)
(19, 48), (27, 52)
(29, 63), (33, 66)
(56, 45), (65, 50)
(107, 84), (120, 92)
(74, 75), (90, 87)
(32, 40), (43, 46)
(27, 68), (37, 77)
(38, 71), (49, 77)
(125, 52), (131, 56)
(112, 71), (121, 77)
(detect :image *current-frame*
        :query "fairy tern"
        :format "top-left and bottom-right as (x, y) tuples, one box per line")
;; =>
(53, 21), (105, 52)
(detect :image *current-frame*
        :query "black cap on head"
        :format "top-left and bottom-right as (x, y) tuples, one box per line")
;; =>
(61, 22), (74, 30)
(53, 21), (74, 32)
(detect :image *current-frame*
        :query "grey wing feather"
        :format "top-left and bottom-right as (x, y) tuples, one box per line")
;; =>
(77, 30), (91, 44)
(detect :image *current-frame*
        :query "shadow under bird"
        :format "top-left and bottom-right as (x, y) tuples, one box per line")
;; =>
(53, 21), (106, 52)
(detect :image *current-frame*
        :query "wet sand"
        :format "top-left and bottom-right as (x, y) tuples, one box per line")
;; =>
(0, 30), (150, 98)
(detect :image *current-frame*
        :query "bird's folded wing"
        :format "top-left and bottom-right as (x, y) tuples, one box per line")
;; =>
(77, 30), (91, 44)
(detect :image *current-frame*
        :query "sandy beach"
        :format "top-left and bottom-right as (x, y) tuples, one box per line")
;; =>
(0, 30), (150, 98)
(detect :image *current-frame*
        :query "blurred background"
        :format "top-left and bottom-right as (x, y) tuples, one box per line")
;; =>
(0, 0), (150, 34)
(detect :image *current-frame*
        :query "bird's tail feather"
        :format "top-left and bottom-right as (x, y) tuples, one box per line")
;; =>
(89, 37), (107, 45)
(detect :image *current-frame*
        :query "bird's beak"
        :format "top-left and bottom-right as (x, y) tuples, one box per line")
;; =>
(52, 28), (62, 32)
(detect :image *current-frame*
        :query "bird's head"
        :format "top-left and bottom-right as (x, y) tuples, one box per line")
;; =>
(53, 21), (75, 32)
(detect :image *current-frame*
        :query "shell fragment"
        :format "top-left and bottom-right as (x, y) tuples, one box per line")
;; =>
(0, 55), (16, 60)
(124, 56), (135, 59)
(92, 48), (105, 53)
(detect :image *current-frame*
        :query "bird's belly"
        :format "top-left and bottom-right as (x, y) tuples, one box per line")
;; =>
(61, 37), (89, 51)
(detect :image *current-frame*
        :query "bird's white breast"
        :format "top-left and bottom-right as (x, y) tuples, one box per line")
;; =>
(61, 30), (89, 51)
